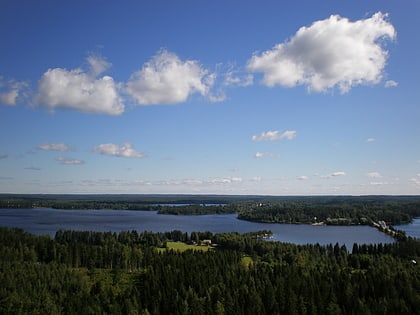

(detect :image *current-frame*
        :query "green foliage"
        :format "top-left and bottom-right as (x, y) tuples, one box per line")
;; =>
(236, 195), (420, 225)
(1, 227), (419, 314)
(2, 194), (419, 226)
(157, 204), (236, 215)
(0, 194), (237, 211)
(160, 241), (212, 252)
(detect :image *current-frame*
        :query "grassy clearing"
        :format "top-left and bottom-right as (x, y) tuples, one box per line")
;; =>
(158, 241), (211, 253)
(241, 256), (254, 270)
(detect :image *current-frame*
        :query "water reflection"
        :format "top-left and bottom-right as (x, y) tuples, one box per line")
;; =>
(0, 208), (397, 249)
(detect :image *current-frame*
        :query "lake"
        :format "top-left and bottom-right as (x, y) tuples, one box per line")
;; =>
(0, 208), (405, 249)
(395, 217), (420, 239)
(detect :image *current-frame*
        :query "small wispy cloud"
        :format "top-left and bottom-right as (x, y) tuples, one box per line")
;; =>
(37, 143), (70, 152)
(366, 137), (376, 143)
(385, 80), (398, 88)
(410, 178), (420, 187)
(254, 152), (279, 158)
(78, 176), (245, 189)
(0, 89), (19, 106)
(0, 75), (28, 106)
(331, 171), (346, 177)
(0, 154), (8, 160)
(224, 70), (253, 87)
(86, 53), (112, 77)
(367, 172), (382, 178)
(297, 175), (309, 180)
(55, 156), (84, 165)
(321, 171), (346, 179)
(93, 143), (144, 158)
(24, 166), (41, 171)
(370, 181), (388, 186)
(207, 177), (243, 184)
(252, 130), (296, 142)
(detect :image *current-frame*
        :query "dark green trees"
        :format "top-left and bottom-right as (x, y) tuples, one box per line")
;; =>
(1, 227), (419, 314)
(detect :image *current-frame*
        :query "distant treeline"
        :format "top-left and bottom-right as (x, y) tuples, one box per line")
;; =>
(1, 227), (419, 314)
(157, 204), (236, 215)
(1, 194), (420, 225)
(237, 196), (420, 226)
(0, 194), (240, 210)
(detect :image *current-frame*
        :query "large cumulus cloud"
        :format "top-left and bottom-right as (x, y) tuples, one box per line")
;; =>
(126, 50), (215, 105)
(247, 12), (396, 93)
(35, 55), (124, 115)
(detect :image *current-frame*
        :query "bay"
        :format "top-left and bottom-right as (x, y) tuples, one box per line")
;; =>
(0, 208), (396, 249)
(395, 217), (420, 239)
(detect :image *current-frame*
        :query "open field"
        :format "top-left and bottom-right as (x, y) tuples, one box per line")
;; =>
(158, 241), (212, 253)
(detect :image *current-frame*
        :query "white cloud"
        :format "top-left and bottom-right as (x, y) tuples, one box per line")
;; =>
(252, 130), (296, 142)
(385, 80), (398, 88)
(331, 171), (346, 177)
(366, 137), (376, 142)
(56, 156), (84, 165)
(0, 76), (28, 106)
(370, 181), (388, 186)
(255, 152), (279, 158)
(207, 177), (243, 184)
(297, 175), (309, 180)
(25, 166), (41, 171)
(410, 178), (420, 187)
(367, 171), (382, 178)
(251, 176), (262, 182)
(77, 176), (246, 191)
(0, 89), (19, 106)
(224, 71), (253, 87)
(247, 12), (396, 93)
(86, 54), (111, 77)
(321, 171), (346, 179)
(281, 130), (297, 140)
(409, 174), (420, 187)
(93, 143), (144, 158)
(37, 143), (70, 151)
(35, 56), (124, 115)
(126, 50), (216, 105)
(207, 92), (226, 103)
(181, 179), (204, 186)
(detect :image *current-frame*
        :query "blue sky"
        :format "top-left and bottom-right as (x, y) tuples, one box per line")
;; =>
(1, 0), (419, 195)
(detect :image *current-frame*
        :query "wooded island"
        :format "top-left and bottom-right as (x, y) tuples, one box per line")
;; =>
(1, 194), (420, 226)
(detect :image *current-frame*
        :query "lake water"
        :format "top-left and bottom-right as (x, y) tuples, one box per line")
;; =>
(395, 217), (420, 239)
(0, 208), (404, 249)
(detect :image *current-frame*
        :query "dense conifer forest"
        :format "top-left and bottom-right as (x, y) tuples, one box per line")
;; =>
(1, 227), (419, 314)
(2, 194), (420, 225)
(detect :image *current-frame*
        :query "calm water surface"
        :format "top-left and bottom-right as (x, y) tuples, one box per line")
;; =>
(396, 217), (420, 239)
(0, 208), (401, 249)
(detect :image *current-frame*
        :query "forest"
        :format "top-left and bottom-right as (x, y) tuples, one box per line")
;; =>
(1, 227), (419, 314)
(1, 194), (420, 226)
(0, 194), (240, 210)
(236, 196), (420, 225)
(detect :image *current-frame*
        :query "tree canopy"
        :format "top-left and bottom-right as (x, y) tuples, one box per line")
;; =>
(1, 227), (419, 314)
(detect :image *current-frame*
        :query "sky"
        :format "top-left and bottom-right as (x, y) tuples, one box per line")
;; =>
(1, 0), (420, 195)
